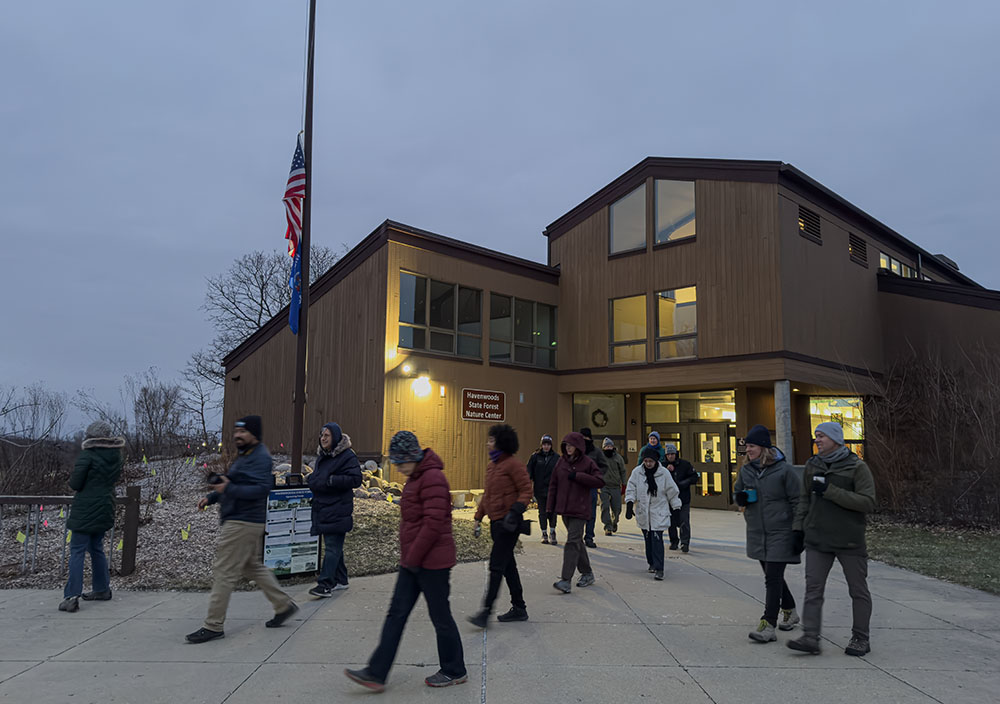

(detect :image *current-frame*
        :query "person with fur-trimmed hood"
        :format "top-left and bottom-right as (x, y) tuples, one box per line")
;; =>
(547, 432), (605, 593)
(307, 422), (363, 598)
(624, 446), (682, 581)
(59, 421), (125, 613)
(468, 424), (533, 628)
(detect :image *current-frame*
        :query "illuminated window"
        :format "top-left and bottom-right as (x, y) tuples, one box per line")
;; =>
(655, 180), (695, 244)
(609, 295), (646, 364)
(398, 272), (481, 358)
(655, 287), (697, 360)
(610, 185), (646, 254)
(489, 294), (557, 368)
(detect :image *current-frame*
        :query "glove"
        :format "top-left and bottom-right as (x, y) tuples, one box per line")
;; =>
(568, 470), (577, 482)
(511, 501), (527, 514)
(734, 490), (748, 507)
(501, 509), (521, 533)
(812, 476), (827, 496)
(473, 522), (482, 538)
(792, 530), (805, 555)
(625, 501), (634, 520)
(401, 564), (421, 575)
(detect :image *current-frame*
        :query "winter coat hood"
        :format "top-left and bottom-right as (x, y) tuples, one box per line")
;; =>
(560, 432), (587, 460)
(81, 436), (126, 450)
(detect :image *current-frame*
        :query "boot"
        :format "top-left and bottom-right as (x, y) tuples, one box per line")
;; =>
(748, 619), (776, 643)
(553, 579), (572, 594)
(549, 531), (558, 546)
(787, 635), (822, 654)
(778, 608), (800, 631)
(81, 589), (112, 601)
(58, 597), (79, 613)
(466, 609), (490, 629)
(844, 636), (871, 656)
(497, 606), (529, 622)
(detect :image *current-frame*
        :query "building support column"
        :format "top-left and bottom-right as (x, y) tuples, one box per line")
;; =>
(774, 380), (793, 461)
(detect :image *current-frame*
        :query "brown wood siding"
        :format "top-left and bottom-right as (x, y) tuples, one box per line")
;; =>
(222, 245), (388, 459)
(550, 180), (783, 371)
(879, 291), (1000, 367)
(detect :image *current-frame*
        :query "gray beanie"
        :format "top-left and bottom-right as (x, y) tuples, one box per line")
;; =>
(602, 437), (614, 448)
(388, 430), (424, 464)
(664, 443), (678, 454)
(815, 421), (845, 446)
(86, 420), (113, 439)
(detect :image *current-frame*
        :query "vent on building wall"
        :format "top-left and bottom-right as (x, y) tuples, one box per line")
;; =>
(798, 206), (821, 242)
(848, 233), (868, 267)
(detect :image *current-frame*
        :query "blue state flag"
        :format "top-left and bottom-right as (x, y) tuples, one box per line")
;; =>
(288, 251), (302, 334)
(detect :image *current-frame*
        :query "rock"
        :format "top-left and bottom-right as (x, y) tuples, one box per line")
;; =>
(353, 488), (370, 499)
(367, 487), (386, 501)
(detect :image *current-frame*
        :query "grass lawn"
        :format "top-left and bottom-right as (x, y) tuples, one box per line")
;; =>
(867, 520), (1000, 595)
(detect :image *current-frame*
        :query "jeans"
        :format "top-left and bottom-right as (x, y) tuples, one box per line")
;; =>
(584, 489), (598, 540)
(318, 532), (348, 588)
(560, 516), (592, 581)
(600, 487), (622, 532)
(64, 531), (109, 599)
(642, 530), (664, 572)
(368, 567), (466, 683)
(483, 521), (525, 611)
(802, 549), (872, 641)
(668, 504), (691, 547)
(536, 497), (557, 533)
(759, 560), (796, 625)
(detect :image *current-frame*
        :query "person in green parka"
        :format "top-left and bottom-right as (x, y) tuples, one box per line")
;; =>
(59, 420), (125, 613)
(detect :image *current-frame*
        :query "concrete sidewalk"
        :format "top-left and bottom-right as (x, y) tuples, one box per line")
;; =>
(1, 509), (998, 703)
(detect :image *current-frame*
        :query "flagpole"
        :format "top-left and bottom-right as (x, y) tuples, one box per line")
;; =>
(290, 0), (316, 480)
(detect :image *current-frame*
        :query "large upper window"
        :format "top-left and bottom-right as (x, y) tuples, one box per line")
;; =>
(399, 272), (481, 358)
(655, 180), (696, 244)
(489, 294), (557, 368)
(609, 185), (646, 254)
(609, 295), (646, 364)
(655, 287), (697, 360)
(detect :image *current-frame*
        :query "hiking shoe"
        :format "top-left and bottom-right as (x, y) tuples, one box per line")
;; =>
(749, 619), (777, 643)
(332, 583), (349, 591)
(787, 635), (822, 654)
(669, 543), (679, 551)
(681, 544), (689, 553)
(58, 597), (79, 613)
(345, 667), (385, 692)
(185, 627), (224, 644)
(309, 585), (333, 598)
(466, 609), (490, 629)
(549, 532), (558, 546)
(647, 566), (655, 573)
(844, 636), (871, 657)
(541, 534), (549, 544)
(497, 606), (528, 622)
(604, 530), (613, 536)
(654, 571), (664, 581)
(265, 602), (299, 628)
(778, 608), (800, 631)
(584, 538), (597, 548)
(553, 579), (572, 594)
(576, 573), (595, 588)
(81, 589), (112, 601)
(425, 670), (468, 688)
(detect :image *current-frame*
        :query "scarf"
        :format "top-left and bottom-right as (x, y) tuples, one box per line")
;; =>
(820, 445), (851, 465)
(603, 449), (615, 458)
(489, 449), (504, 463)
(644, 465), (658, 496)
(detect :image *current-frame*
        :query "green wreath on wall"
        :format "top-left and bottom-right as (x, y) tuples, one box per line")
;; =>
(591, 408), (609, 428)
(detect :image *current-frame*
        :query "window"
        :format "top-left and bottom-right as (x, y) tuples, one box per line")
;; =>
(609, 185), (646, 254)
(655, 287), (697, 360)
(655, 180), (695, 244)
(798, 205), (821, 243)
(489, 294), (557, 368)
(610, 295), (646, 364)
(848, 233), (868, 267)
(398, 272), (481, 358)
(879, 251), (919, 278)
(809, 396), (865, 459)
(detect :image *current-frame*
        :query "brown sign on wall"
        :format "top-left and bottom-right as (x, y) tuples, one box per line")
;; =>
(462, 388), (505, 422)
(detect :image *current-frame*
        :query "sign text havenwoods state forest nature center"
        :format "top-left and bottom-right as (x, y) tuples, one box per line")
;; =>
(461, 389), (505, 422)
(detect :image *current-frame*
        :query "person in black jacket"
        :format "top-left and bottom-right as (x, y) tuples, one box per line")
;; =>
(527, 435), (559, 544)
(579, 428), (608, 549)
(307, 422), (363, 597)
(664, 444), (697, 553)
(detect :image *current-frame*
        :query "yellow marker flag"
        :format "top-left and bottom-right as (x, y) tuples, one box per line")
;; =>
(180, 526), (189, 541)
(66, 530), (72, 543)
(116, 538), (123, 551)
(151, 468), (156, 476)
(59, 508), (65, 518)
(142, 455), (148, 464)
(156, 494), (163, 504)
(15, 531), (26, 544)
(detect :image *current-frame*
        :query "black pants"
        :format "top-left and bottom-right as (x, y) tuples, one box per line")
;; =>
(643, 530), (664, 571)
(483, 521), (525, 611)
(759, 560), (796, 626)
(368, 567), (466, 683)
(536, 496), (557, 532)
(668, 504), (691, 547)
(584, 489), (598, 540)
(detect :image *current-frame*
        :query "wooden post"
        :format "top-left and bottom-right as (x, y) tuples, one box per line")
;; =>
(120, 486), (141, 576)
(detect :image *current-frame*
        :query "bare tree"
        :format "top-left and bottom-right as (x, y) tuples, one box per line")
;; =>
(179, 359), (220, 448)
(0, 384), (70, 494)
(126, 368), (185, 457)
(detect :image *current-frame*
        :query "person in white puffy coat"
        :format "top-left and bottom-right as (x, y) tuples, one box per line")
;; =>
(625, 446), (682, 580)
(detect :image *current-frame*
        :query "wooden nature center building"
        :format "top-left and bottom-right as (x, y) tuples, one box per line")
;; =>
(222, 157), (1000, 509)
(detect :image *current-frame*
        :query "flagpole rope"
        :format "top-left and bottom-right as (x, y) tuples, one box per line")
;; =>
(299, 0), (310, 131)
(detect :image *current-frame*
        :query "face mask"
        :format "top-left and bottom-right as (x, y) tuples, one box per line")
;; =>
(603, 449), (615, 457)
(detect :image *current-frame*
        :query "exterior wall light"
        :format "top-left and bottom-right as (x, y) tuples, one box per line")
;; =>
(411, 375), (432, 397)
(440, 385), (446, 398)
(402, 363), (413, 374)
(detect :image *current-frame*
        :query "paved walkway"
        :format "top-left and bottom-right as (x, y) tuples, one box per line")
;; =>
(1, 510), (998, 703)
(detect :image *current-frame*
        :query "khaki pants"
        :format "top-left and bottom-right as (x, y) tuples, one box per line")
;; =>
(204, 520), (293, 631)
(802, 548), (872, 641)
(560, 516), (592, 581)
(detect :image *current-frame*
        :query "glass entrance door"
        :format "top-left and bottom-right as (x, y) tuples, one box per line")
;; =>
(648, 422), (733, 509)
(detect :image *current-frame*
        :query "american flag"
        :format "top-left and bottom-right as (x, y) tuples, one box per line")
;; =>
(283, 134), (306, 258)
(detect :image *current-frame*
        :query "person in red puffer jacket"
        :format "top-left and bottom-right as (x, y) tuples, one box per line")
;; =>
(345, 431), (466, 693)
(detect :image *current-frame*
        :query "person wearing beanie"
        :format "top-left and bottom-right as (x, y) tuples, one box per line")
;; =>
(641, 430), (667, 464)
(663, 443), (698, 553)
(578, 427), (608, 548)
(187, 415), (298, 644)
(346, 431), (466, 692)
(59, 421), (126, 613)
(527, 435), (560, 544)
(546, 432), (605, 593)
(468, 424), (533, 628)
(734, 424), (802, 644)
(307, 422), (363, 598)
(600, 437), (627, 536)
(789, 422), (876, 658)
(624, 446), (682, 580)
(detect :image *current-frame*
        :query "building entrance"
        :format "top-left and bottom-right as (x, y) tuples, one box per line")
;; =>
(648, 422), (733, 510)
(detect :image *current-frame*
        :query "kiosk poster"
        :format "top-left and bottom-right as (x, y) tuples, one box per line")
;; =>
(264, 488), (319, 576)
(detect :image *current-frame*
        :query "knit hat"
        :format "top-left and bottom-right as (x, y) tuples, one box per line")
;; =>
(540, 435), (553, 445)
(235, 415), (262, 441)
(664, 443), (678, 455)
(648, 430), (661, 442)
(85, 420), (113, 439)
(579, 427), (593, 440)
(388, 430), (424, 464)
(641, 446), (660, 462)
(815, 421), (845, 446)
(744, 424), (772, 448)
(602, 437), (614, 449)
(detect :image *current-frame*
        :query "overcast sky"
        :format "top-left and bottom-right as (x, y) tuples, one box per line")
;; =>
(2, 1), (998, 429)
